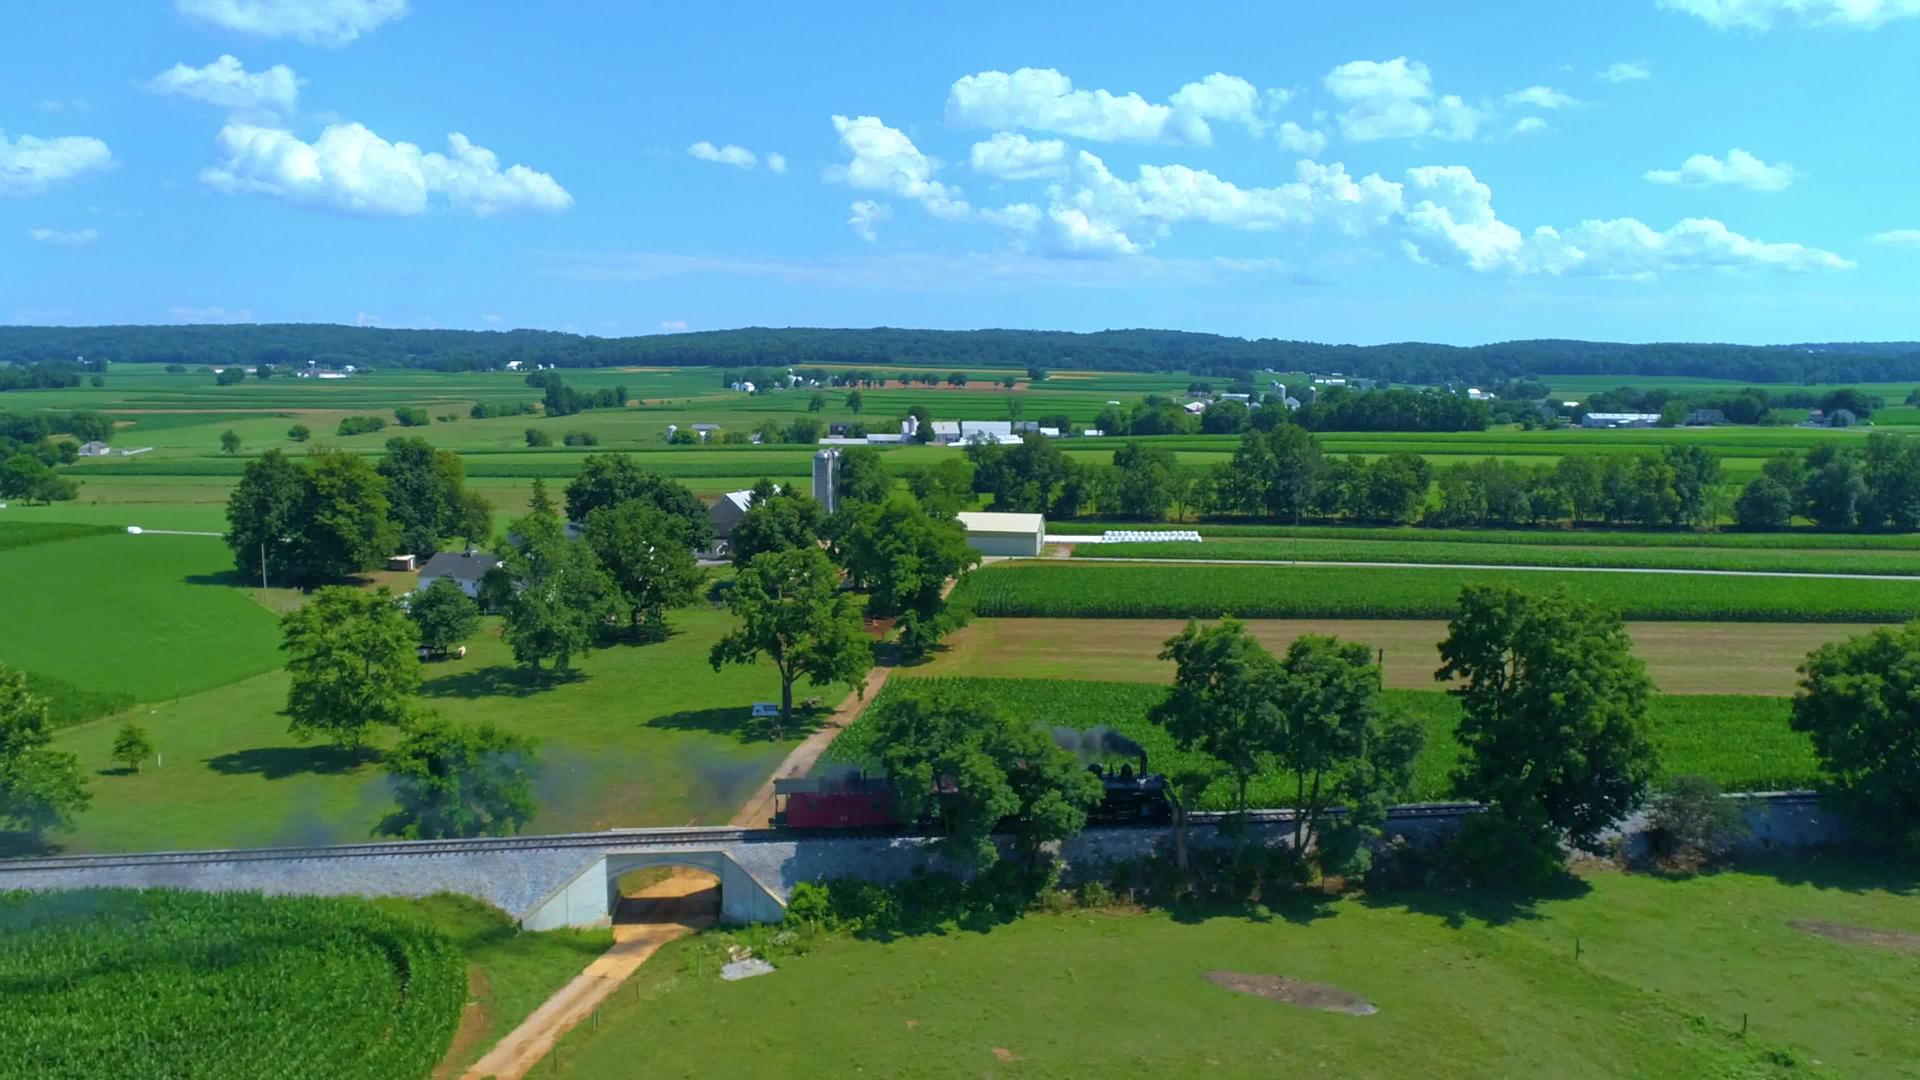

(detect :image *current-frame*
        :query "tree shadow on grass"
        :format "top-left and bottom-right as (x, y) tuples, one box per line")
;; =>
(205, 744), (372, 780)
(1165, 888), (1342, 928)
(1357, 872), (1592, 929)
(1710, 847), (1918, 897)
(0, 831), (61, 859)
(419, 663), (585, 701)
(646, 706), (826, 744)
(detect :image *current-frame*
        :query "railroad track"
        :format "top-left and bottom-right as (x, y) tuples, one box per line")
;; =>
(0, 795), (1817, 873)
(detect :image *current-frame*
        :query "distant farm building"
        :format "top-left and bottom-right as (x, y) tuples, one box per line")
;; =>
(956, 511), (1046, 558)
(1581, 412), (1662, 429)
(77, 441), (111, 457)
(416, 550), (502, 599)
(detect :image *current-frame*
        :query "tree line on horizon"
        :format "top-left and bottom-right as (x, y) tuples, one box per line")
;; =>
(6, 324), (1920, 386)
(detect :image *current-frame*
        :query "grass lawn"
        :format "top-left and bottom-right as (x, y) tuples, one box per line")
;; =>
(0, 531), (283, 702)
(954, 560), (1920, 623)
(914, 618), (1871, 696)
(823, 678), (1819, 807)
(47, 607), (830, 854)
(542, 860), (1919, 1078)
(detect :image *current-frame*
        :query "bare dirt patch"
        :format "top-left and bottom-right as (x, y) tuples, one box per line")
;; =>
(432, 967), (495, 1080)
(1789, 919), (1920, 954)
(1205, 971), (1377, 1015)
(991, 1047), (1020, 1062)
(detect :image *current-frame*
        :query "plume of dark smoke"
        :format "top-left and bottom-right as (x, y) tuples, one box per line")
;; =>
(1049, 726), (1146, 765)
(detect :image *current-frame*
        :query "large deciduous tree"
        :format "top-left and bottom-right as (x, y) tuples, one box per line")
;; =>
(1791, 622), (1920, 848)
(966, 433), (1068, 513)
(1214, 424), (1322, 523)
(0, 666), (90, 838)
(1112, 442), (1178, 521)
(833, 495), (979, 658)
(728, 484), (825, 568)
(499, 512), (615, 672)
(226, 449), (306, 584)
(1437, 585), (1657, 854)
(866, 692), (1102, 867)
(409, 574), (481, 655)
(563, 453), (713, 549)
(378, 436), (489, 558)
(375, 716), (539, 839)
(280, 587), (421, 752)
(582, 501), (705, 638)
(710, 546), (872, 736)
(1151, 619), (1284, 829)
(290, 450), (398, 583)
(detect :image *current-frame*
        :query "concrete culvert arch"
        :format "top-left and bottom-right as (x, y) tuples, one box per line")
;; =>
(522, 848), (789, 929)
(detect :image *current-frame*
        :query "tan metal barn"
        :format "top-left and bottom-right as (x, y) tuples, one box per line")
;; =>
(956, 511), (1046, 557)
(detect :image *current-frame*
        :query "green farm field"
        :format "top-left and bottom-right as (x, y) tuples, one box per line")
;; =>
(956, 561), (1920, 622)
(544, 860), (1920, 1078)
(823, 678), (1819, 805)
(43, 607), (827, 854)
(0, 888), (607, 1080)
(1072, 536), (1920, 576)
(913, 618), (1867, 696)
(1050, 520), (1920, 551)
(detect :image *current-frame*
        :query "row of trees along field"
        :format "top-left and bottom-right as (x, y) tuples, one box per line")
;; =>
(0, 410), (114, 504)
(961, 426), (1920, 532)
(839, 586), (1920, 890)
(8, 325), (1920, 384)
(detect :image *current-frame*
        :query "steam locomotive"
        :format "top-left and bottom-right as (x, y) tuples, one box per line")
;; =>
(772, 744), (1172, 830)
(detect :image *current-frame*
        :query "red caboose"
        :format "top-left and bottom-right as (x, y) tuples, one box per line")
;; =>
(773, 772), (899, 829)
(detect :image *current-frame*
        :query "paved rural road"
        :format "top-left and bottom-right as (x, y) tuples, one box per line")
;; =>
(1066, 555), (1920, 582)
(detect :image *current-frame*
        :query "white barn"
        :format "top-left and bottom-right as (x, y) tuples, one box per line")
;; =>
(955, 511), (1046, 558)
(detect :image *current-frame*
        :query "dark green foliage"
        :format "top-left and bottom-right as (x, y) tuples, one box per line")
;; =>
(225, 449), (306, 583)
(335, 415), (387, 436)
(1792, 622), (1920, 848)
(0, 889), (464, 1080)
(1646, 776), (1750, 870)
(378, 436), (487, 559)
(1439, 585), (1658, 853)
(280, 587), (421, 750)
(967, 433), (1068, 513)
(1735, 476), (1796, 529)
(408, 575), (480, 654)
(524, 427), (551, 447)
(469, 400), (537, 419)
(393, 405), (429, 427)
(539, 374), (626, 416)
(582, 501), (705, 637)
(376, 717), (538, 839)
(1296, 386), (1490, 432)
(1214, 423), (1321, 522)
(498, 512), (615, 672)
(834, 446), (890, 506)
(218, 429), (241, 454)
(729, 486), (824, 568)
(710, 546), (873, 734)
(287, 422), (310, 442)
(1112, 442), (1178, 520)
(562, 430), (598, 446)
(833, 496), (979, 658)
(214, 365), (247, 385)
(0, 666), (90, 836)
(563, 453), (713, 549)
(109, 721), (155, 774)
(864, 690), (1101, 867)
(0, 455), (77, 504)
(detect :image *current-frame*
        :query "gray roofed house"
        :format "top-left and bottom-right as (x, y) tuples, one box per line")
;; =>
(78, 441), (112, 456)
(416, 550), (503, 600)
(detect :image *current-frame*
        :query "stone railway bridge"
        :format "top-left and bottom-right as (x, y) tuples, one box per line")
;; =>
(0, 795), (1837, 927)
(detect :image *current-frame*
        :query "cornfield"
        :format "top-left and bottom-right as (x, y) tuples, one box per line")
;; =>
(1075, 537), (1920, 576)
(955, 562), (1920, 623)
(0, 889), (465, 1080)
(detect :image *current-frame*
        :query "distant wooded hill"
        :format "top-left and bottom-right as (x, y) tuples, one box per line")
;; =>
(4, 323), (1919, 385)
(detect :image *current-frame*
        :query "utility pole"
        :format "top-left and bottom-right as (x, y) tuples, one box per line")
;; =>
(261, 539), (269, 590)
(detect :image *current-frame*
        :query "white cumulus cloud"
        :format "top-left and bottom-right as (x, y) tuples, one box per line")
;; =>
(1659, 0), (1920, 28)
(659, 319), (689, 331)
(202, 122), (571, 216)
(176, 0), (409, 46)
(946, 68), (1270, 145)
(1399, 164), (1852, 276)
(1645, 148), (1796, 191)
(1324, 57), (1482, 142)
(0, 131), (114, 197)
(688, 141), (759, 169)
(1504, 85), (1581, 109)
(827, 114), (970, 220)
(169, 305), (253, 322)
(1276, 122), (1328, 157)
(765, 152), (787, 174)
(144, 55), (302, 117)
(1600, 60), (1654, 82)
(26, 227), (100, 245)
(1511, 117), (1551, 136)
(847, 199), (893, 242)
(969, 131), (1070, 179)
(1868, 229), (1920, 248)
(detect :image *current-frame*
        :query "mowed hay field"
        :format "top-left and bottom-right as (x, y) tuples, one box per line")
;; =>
(915, 618), (1873, 696)
(543, 861), (1920, 1079)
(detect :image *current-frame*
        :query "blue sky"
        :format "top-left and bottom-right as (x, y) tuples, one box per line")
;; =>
(4, 0), (1919, 345)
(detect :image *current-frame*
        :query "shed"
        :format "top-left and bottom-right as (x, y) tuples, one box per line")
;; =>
(416, 550), (502, 600)
(78, 441), (112, 456)
(955, 511), (1046, 558)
